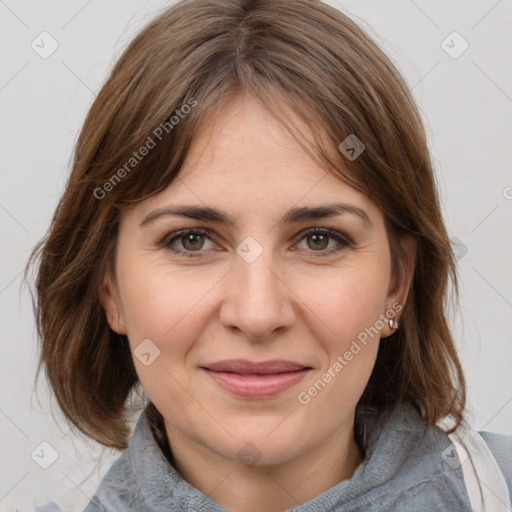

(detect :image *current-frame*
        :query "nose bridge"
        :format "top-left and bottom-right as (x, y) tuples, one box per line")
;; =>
(219, 237), (295, 339)
(239, 246), (279, 301)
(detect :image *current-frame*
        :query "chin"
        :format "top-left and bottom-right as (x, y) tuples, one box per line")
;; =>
(212, 425), (308, 467)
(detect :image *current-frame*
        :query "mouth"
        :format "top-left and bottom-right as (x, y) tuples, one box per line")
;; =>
(200, 359), (312, 398)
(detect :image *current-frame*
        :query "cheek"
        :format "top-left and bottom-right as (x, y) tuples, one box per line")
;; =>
(295, 262), (390, 348)
(292, 275), (385, 430)
(116, 261), (222, 411)
(290, 262), (389, 402)
(116, 255), (223, 355)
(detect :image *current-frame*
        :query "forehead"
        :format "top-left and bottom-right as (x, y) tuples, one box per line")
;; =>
(126, 95), (383, 227)
(180, 95), (318, 178)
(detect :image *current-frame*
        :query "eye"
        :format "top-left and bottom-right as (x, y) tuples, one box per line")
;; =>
(293, 227), (350, 256)
(161, 227), (351, 258)
(162, 228), (217, 257)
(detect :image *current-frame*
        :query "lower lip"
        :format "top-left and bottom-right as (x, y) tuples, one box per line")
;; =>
(201, 368), (311, 398)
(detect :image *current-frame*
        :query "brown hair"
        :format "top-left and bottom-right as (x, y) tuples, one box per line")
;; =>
(26, 0), (465, 449)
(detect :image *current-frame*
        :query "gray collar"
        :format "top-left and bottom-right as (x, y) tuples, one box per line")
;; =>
(117, 401), (466, 511)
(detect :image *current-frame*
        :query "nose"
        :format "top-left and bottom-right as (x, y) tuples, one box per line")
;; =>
(219, 246), (296, 341)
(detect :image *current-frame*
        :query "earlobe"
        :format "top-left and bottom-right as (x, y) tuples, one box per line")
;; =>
(99, 274), (127, 334)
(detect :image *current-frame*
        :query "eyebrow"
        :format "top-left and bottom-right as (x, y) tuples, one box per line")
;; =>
(140, 202), (372, 228)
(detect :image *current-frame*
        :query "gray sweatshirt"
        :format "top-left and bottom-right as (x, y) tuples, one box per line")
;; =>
(35, 402), (512, 511)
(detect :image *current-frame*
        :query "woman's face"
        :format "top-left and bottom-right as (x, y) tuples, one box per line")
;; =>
(102, 95), (410, 467)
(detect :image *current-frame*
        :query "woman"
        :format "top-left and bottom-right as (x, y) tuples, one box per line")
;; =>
(29, 0), (511, 510)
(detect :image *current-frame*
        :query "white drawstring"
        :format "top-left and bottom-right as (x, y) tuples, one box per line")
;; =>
(445, 422), (511, 512)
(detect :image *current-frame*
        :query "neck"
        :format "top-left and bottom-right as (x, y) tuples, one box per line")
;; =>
(164, 417), (362, 512)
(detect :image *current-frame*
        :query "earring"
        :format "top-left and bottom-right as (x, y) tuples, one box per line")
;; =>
(389, 317), (399, 330)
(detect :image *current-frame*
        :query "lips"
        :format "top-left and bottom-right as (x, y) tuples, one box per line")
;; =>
(203, 359), (308, 374)
(200, 359), (312, 398)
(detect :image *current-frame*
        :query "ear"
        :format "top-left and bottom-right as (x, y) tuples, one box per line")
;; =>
(99, 273), (127, 335)
(381, 235), (416, 337)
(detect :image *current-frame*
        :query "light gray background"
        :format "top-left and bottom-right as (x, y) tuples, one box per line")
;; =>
(1, 0), (511, 510)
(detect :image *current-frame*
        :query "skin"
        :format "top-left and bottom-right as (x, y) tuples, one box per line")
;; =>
(101, 95), (415, 512)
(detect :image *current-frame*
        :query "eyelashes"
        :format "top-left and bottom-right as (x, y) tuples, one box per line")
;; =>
(160, 227), (352, 259)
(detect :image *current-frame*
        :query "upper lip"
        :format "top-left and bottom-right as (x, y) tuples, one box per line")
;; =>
(201, 359), (310, 375)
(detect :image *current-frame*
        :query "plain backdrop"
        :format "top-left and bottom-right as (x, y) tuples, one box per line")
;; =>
(1, 0), (511, 510)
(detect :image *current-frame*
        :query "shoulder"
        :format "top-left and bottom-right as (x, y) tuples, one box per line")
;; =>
(33, 405), (222, 512)
(350, 403), (472, 509)
(478, 431), (512, 496)
(33, 452), (137, 512)
(35, 411), (150, 512)
(34, 502), (65, 512)
(78, 412), (153, 511)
